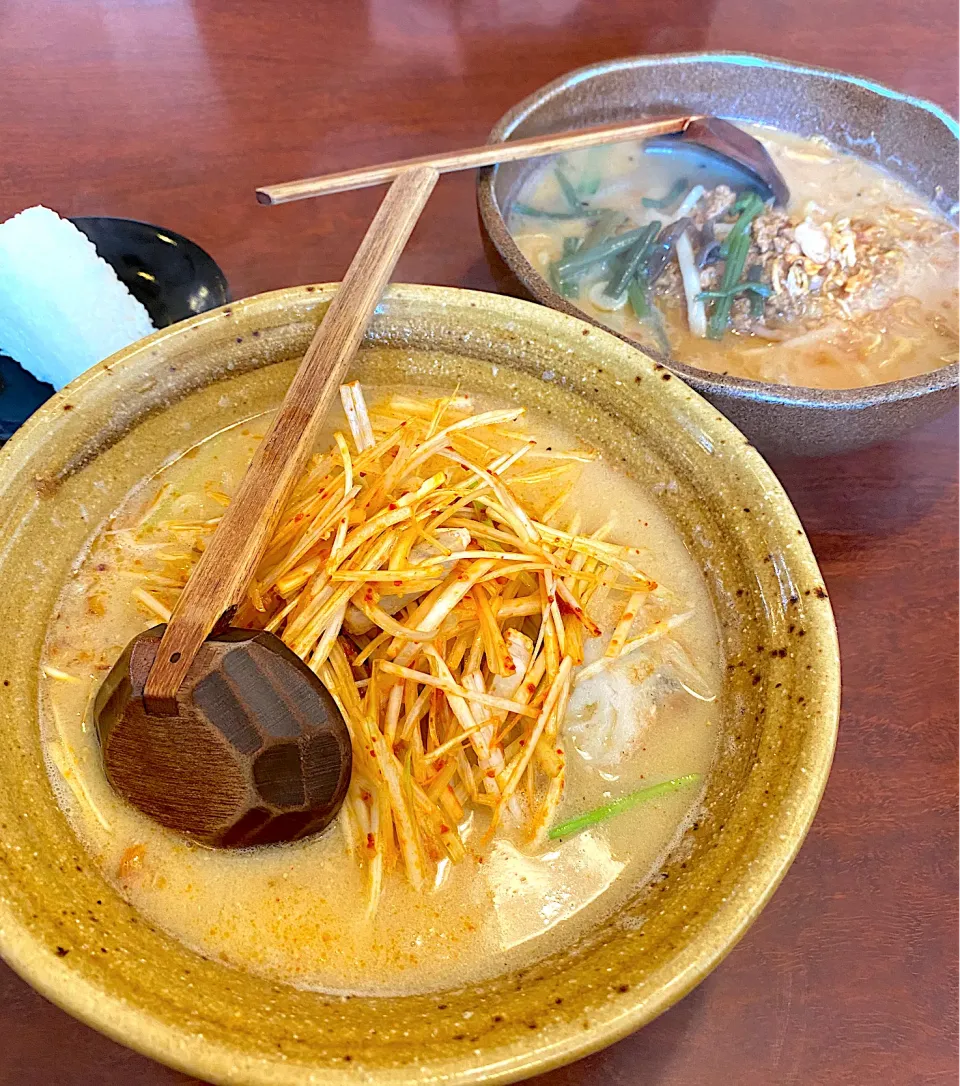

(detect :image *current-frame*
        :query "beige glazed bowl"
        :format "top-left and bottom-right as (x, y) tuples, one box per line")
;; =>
(0, 284), (839, 1084)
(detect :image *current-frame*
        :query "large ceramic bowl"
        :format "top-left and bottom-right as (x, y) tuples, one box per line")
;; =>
(0, 284), (839, 1084)
(477, 52), (959, 457)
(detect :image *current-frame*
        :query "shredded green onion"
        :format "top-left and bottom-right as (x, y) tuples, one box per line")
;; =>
(548, 773), (700, 840)
(577, 148), (603, 197)
(703, 195), (773, 336)
(513, 203), (601, 221)
(582, 209), (628, 250)
(607, 221), (660, 299)
(698, 282), (771, 301)
(731, 190), (761, 213)
(627, 277), (672, 356)
(554, 166), (583, 214)
(746, 265), (767, 317)
(549, 236), (583, 298)
(556, 225), (650, 277)
(707, 230), (752, 340)
(642, 177), (689, 211)
(718, 192), (765, 259)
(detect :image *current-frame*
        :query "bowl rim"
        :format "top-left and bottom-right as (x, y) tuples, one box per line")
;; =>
(0, 282), (841, 1085)
(477, 49), (959, 409)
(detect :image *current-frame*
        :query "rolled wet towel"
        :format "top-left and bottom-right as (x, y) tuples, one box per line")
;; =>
(0, 206), (155, 390)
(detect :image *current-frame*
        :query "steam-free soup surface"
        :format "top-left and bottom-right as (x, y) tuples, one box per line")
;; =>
(41, 384), (720, 995)
(509, 125), (958, 389)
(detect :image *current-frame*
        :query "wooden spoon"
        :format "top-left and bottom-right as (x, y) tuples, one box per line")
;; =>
(94, 166), (439, 848)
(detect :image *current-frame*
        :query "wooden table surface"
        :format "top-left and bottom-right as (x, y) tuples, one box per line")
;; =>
(1, 2), (957, 1083)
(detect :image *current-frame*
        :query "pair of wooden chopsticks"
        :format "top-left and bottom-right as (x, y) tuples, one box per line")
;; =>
(255, 115), (701, 205)
(157, 115), (716, 701)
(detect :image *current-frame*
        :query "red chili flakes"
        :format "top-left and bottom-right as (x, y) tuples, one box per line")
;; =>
(118, 843), (146, 880)
(388, 502), (398, 511)
(440, 824), (450, 834)
(360, 789), (371, 803)
(366, 833), (376, 850)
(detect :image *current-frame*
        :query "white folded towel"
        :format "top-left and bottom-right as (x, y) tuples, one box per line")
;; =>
(0, 206), (155, 389)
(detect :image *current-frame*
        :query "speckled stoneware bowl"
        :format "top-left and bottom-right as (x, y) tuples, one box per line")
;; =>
(477, 52), (959, 457)
(0, 285), (839, 1084)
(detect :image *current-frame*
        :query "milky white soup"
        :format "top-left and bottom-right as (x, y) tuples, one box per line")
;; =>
(509, 125), (958, 389)
(40, 385), (720, 996)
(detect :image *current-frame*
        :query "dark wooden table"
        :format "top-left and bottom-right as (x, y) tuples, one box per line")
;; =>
(1, 2), (956, 1083)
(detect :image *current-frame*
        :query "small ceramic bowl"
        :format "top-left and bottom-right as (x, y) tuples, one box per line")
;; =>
(477, 52), (959, 457)
(0, 284), (839, 1084)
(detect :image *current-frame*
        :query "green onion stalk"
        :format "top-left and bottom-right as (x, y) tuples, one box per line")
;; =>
(548, 774), (701, 840)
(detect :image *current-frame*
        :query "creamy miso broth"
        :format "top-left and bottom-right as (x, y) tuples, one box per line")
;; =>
(509, 125), (958, 389)
(40, 384), (720, 995)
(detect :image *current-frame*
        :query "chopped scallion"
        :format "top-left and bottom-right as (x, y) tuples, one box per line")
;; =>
(577, 147), (603, 197)
(513, 203), (602, 221)
(627, 276), (672, 357)
(548, 236), (583, 297)
(582, 209), (628, 250)
(554, 166), (583, 214)
(707, 231), (751, 340)
(718, 192), (765, 259)
(641, 177), (689, 211)
(698, 282), (771, 301)
(746, 265), (767, 317)
(606, 221), (660, 299)
(556, 225), (649, 277)
(548, 774), (700, 840)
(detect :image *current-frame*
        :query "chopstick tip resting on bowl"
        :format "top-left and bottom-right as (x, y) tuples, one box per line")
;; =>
(254, 115), (709, 205)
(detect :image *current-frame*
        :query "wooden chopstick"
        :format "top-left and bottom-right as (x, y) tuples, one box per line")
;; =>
(256, 115), (701, 206)
(144, 167), (440, 707)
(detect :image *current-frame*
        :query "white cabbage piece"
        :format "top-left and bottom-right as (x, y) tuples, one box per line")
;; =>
(564, 636), (714, 767)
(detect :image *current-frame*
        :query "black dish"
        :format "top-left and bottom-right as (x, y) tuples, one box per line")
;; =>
(0, 216), (230, 440)
(70, 217), (229, 329)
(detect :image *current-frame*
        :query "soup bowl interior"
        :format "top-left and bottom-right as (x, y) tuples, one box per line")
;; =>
(477, 52), (959, 457)
(0, 284), (838, 1085)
